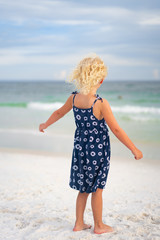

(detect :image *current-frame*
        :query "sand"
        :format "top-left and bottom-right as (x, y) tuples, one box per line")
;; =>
(0, 149), (160, 240)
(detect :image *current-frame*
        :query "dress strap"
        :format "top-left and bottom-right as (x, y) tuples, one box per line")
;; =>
(91, 94), (103, 108)
(71, 91), (78, 107)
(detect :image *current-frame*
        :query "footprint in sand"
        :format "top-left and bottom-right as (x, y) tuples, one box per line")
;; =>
(125, 215), (139, 222)
(16, 220), (30, 229)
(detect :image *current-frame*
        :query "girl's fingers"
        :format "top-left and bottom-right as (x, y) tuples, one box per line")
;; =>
(39, 127), (44, 132)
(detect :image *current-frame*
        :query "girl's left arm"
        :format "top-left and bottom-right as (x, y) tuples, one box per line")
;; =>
(39, 95), (73, 132)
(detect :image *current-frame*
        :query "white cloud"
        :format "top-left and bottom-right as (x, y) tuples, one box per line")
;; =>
(53, 70), (67, 80)
(0, 0), (160, 37)
(139, 17), (160, 25)
(0, 0), (102, 25)
(102, 54), (151, 67)
(0, 0), (160, 29)
(0, 0), (159, 81)
(19, 34), (69, 44)
(0, 47), (79, 65)
(153, 69), (159, 80)
(0, 46), (152, 67)
(0, 0), (151, 26)
(99, 26), (112, 32)
(53, 20), (100, 25)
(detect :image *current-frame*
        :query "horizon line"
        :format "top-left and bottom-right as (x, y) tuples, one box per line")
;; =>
(0, 79), (159, 82)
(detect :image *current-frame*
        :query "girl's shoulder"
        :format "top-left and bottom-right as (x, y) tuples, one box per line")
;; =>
(100, 98), (112, 113)
(70, 91), (110, 106)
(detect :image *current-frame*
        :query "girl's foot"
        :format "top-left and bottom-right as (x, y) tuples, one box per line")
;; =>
(94, 223), (114, 234)
(73, 223), (92, 231)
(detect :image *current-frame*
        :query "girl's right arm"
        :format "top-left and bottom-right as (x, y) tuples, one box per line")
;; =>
(39, 94), (73, 133)
(101, 98), (143, 160)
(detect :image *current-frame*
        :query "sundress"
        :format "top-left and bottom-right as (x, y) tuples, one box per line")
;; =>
(69, 91), (111, 193)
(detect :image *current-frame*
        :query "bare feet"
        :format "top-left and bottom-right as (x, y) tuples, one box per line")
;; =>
(94, 223), (114, 234)
(73, 223), (92, 231)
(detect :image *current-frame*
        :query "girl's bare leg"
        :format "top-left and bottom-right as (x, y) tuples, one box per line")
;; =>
(91, 188), (114, 234)
(73, 191), (92, 231)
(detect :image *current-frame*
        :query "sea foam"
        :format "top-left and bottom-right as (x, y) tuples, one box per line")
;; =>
(28, 102), (63, 110)
(112, 105), (160, 114)
(0, 101), (160, 116)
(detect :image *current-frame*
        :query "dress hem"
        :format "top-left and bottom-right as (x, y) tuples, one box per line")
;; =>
(69, 184), (106, 193)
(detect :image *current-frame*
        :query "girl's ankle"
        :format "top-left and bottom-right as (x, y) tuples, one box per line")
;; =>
(94, 222), (104, 228)
(75, 220), (84, 225)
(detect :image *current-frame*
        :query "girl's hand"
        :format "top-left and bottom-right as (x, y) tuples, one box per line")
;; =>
(39, 123), (47, 133)
(131, 147), (143, 160)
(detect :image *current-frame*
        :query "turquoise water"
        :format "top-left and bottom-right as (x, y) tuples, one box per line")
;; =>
(0, 80), (159, 159)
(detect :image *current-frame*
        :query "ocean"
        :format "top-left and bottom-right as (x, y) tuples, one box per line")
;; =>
(0, 80), (160, 161)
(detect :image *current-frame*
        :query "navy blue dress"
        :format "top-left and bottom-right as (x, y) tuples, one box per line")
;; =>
(69, 91), (111, 193)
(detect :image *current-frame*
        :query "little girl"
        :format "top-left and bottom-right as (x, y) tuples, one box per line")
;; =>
(39, 54), (143, 234)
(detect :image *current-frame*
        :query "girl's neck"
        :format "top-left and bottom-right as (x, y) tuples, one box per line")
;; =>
(86, 91), (97, 97)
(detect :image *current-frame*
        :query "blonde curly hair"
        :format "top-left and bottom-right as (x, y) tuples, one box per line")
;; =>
(66, 53), (107, 95)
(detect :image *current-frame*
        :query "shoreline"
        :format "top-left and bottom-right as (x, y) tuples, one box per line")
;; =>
(0, 127), (159, 164)
(0, 146), (159, 166)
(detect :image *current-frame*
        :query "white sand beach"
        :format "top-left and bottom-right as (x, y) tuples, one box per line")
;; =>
(0, 149), (160, 240)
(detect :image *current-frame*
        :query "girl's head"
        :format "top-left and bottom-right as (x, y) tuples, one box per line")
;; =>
(68, 53), (107, 95)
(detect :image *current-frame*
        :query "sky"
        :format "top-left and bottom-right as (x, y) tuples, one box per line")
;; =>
(0, 0), (160, 81)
